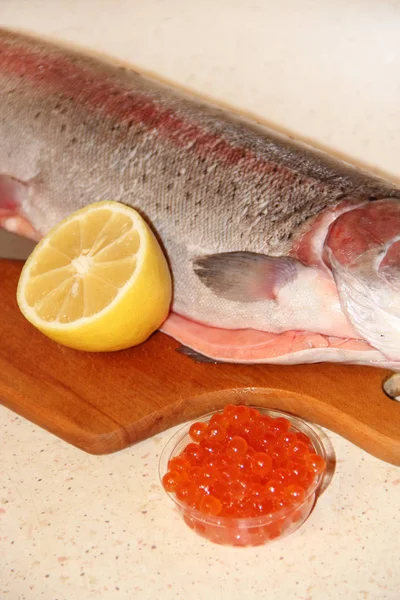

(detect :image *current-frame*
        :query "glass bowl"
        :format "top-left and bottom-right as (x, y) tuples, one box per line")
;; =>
(159, 406), (327, 547)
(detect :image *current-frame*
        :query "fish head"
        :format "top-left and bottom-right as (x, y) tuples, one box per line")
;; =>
(326, 199), (400, 360)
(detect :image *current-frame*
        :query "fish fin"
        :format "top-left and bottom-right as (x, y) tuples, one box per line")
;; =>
(193, 251), (301, 302)
(0, 174), (27, 212)
(177, 345), (221, 364)
(0, 174), (38, 240)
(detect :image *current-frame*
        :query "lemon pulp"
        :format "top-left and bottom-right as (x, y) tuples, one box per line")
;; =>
(17, 201), (172, 351)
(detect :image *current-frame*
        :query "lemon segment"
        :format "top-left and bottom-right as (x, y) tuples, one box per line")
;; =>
(17, 201), (172, 351)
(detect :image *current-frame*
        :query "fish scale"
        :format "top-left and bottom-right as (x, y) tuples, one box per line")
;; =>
(1, 27), (400, 368)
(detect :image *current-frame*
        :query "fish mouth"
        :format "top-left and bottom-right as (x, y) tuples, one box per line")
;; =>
(160, 312), (399, 368)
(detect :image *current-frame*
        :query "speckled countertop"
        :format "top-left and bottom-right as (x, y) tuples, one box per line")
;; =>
(1, 1), (400, 599)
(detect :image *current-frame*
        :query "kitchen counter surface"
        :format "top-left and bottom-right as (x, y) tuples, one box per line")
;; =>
(1, 1), (400, 599)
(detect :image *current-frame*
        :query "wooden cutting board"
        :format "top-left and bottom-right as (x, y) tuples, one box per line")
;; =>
(1, 258), (399, 465)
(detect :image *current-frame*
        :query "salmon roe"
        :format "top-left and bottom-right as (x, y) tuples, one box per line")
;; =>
(162, 405), (326, 527)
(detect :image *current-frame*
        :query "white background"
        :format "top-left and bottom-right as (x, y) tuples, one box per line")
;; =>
(1, 2), (400, 599)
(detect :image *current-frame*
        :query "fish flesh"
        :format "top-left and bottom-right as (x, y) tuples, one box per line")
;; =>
(1, 28), (400, 368)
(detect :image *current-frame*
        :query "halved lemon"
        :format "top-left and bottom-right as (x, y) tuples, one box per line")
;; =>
(17, 201), (172, 351)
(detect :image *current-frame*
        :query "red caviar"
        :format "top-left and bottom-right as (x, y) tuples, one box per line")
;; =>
(189, 421), (208, 442)
(226, 436), (248, 459)
(162, 470), (187, 492)
(162, 405), (326, 546)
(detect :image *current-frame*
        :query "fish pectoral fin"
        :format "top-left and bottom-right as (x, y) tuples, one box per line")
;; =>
(193, 251), (301, 302)
(0, 173), (38, 240)
(0, 174), (27, 211)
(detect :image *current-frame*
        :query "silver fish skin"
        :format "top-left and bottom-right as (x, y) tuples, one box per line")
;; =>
(1, 28), (400, 366)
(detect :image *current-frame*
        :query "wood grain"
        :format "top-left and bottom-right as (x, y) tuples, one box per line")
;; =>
(1, 258), (399, 464)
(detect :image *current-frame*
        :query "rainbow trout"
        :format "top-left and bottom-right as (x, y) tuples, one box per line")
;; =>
(1, 28), (400, 368)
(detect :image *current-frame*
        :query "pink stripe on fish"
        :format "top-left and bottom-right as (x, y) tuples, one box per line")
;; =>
(0, 35), (312, 185)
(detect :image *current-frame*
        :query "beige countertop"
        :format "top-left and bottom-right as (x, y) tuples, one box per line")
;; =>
(1, 1), (400, 598)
